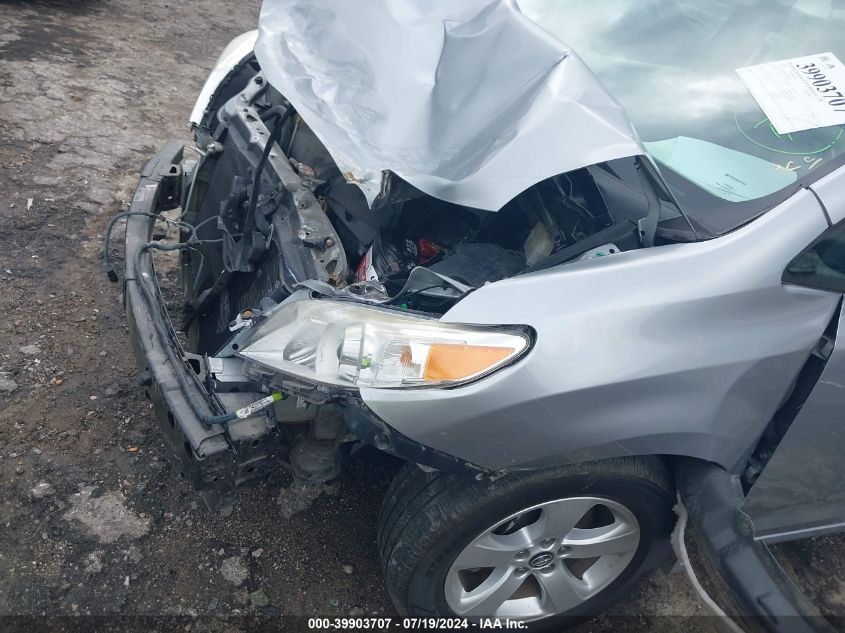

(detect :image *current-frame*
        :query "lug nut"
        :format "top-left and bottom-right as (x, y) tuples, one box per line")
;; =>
(541, 538), (555, 547)
(515, 550), (528, 559)
(516, 567), (529, 574)
(559, 545), (571, 555)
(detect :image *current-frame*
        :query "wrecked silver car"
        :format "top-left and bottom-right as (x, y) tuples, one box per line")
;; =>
(111, 0), (845, 628)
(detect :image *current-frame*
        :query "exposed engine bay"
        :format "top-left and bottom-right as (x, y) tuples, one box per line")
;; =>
(182, 63), (664, 358)
(147, 58), (675, 507)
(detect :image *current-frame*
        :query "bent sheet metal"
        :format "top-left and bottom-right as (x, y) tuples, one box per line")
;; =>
(254, 0), (644, 211)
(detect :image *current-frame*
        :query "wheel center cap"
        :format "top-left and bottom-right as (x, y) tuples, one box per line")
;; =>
(529, 552), (554, 569)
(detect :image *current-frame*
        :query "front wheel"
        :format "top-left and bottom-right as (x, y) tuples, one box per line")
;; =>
(378, 457), (674, 630)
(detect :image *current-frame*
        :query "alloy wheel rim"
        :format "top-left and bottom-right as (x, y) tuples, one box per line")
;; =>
(444, 496), (640, 620)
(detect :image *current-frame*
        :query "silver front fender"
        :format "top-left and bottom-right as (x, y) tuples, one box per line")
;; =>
(361, 189), (838, 472)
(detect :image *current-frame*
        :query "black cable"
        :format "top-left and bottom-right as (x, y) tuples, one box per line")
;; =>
(104, 207), (228, 283)
(103, 212), (180, 281)
(244, 105), (294, 227)
(133, 241), (284, 427)
(191, 247), (206, 297)
(109, 105), (296, 424)
(193, 215), (219, 234)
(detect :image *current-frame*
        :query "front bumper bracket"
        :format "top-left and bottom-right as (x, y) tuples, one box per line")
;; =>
(123, 142), (280, 515)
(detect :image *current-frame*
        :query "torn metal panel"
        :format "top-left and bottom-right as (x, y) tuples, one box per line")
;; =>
(254, 0), (644, 211)
(190, 30), (258, 126)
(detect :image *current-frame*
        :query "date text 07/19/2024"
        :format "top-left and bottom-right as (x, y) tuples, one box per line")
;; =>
(307, 617), (528, 630)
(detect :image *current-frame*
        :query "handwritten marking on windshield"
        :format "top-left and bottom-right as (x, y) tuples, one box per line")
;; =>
(774, 156), (823, 173)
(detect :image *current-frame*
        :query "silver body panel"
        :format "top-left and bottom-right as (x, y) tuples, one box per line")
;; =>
(196, 12), (845, 541)
(746, 302), (845, 543)
(361, 189), (839, 471)
(254, 0), (643, 211)
(812, 165), (845, 225)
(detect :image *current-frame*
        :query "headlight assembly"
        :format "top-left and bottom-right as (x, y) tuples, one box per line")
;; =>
(238, 299), (531, 389)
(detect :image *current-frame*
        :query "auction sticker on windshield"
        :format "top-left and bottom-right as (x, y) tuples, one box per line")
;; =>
(736, 52), (845, 134)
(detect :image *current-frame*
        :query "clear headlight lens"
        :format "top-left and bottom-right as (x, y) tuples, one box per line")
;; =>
(238, 299), (531, 389)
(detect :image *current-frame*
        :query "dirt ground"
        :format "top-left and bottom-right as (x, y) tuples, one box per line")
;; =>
(0, 1), (837, 631)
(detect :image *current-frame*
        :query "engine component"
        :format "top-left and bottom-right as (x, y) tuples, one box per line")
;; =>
(356, 235), (418, 283)
(429, 242), (525, 287)
(289, 437), (342, 483)
(288, 405), (346, 483)
(416, 237), (443, 264)
(183, 73), (350, 354)
(273, 394), (316, 423)
(523, 222), (554, 266)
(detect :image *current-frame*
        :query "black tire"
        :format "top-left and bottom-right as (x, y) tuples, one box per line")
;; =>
(378, 456), (675, 631)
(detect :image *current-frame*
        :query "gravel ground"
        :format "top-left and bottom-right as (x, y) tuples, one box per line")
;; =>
(0, 1), (837, 631)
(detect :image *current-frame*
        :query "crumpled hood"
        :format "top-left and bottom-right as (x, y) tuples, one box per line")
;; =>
(255, 0), (645, 212)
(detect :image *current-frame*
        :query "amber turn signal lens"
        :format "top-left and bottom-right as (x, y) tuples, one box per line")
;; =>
(423, 344), (516, 382)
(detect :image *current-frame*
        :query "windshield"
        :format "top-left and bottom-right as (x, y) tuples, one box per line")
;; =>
(519, 0), (845, 236)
